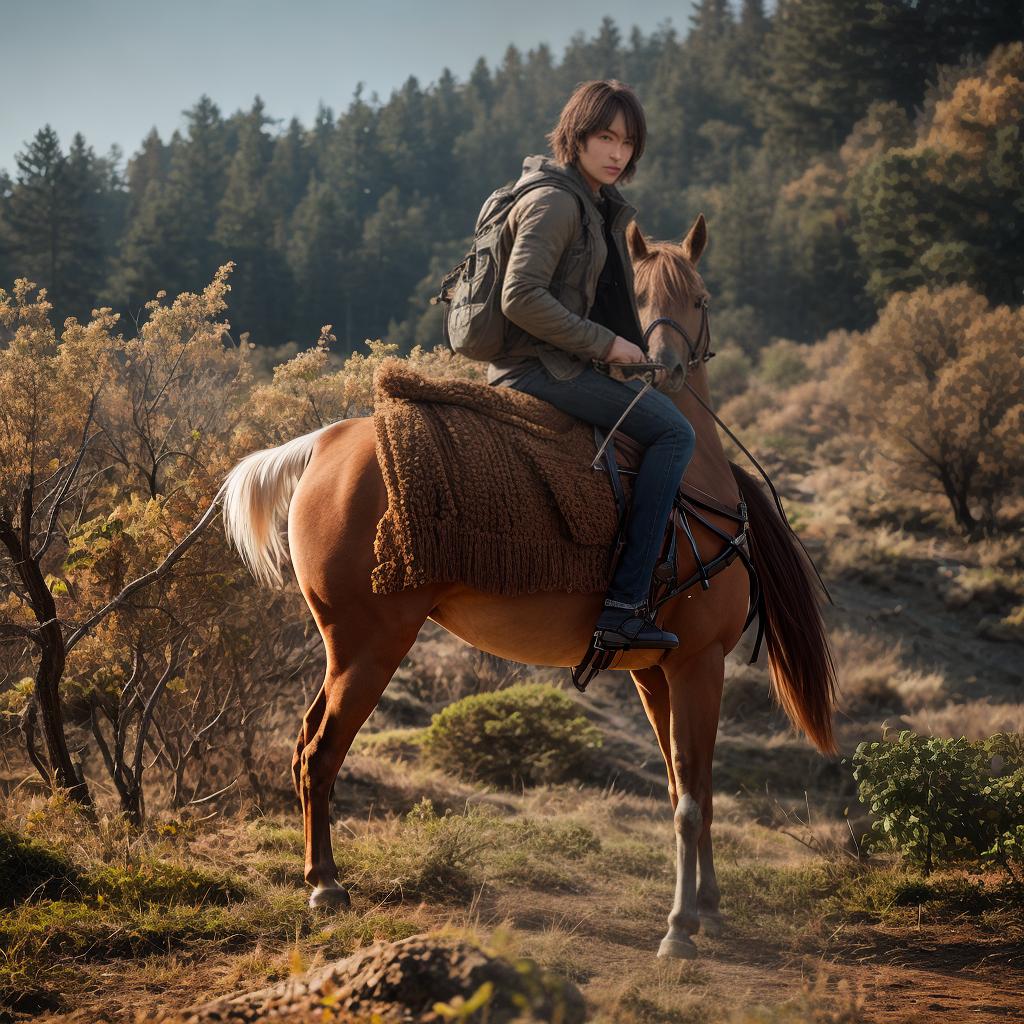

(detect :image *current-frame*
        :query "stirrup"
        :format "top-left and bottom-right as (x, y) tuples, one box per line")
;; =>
(571, 635), (618, 693)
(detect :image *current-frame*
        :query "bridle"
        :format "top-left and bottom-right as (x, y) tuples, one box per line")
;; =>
(590, 294), (712, 467)
(641, 294), (715, 386)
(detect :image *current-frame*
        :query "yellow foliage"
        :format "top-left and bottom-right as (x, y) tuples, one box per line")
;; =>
(0, 262), (494, 739)
(923, 42), (1024, 168)
(838, 284), (1024, 533)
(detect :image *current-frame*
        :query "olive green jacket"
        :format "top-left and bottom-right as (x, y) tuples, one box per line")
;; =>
(488, 154), (642, 383)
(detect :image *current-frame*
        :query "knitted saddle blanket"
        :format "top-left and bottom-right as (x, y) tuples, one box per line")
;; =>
(370, 359), (631, 597)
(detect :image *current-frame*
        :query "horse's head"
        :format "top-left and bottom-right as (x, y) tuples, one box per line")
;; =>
(627, 214), (712, 392)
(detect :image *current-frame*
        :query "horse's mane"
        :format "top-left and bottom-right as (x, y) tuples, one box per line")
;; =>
(633, 240), (708, 309)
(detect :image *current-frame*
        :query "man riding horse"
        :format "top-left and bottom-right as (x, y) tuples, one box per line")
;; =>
(489, 79), (695, 654)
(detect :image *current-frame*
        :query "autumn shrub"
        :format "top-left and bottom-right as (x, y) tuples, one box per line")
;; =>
(837, 284), (1024, 539)
(758, 338), (811, 389)
(0, 266), (491, 821)
(852, 730), (1024, 876)
(421, 683), (603, 789)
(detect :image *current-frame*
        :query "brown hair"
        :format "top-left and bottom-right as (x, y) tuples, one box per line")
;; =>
(545, 79), (647, 185)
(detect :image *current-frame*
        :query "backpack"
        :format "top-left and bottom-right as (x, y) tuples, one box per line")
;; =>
(429, 172), (589, 361)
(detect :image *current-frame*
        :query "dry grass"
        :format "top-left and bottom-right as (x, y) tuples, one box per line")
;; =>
(4, 735), (1022, 1023)
(901, 698), (1024, 739)
(828, 626), (946, 715)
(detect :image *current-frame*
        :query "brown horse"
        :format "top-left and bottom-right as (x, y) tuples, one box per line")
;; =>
(217, 214), (837, 960)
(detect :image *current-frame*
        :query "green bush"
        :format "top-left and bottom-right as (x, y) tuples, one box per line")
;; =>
(852, 730), (1024, 876)
(421, 683), (602, 789)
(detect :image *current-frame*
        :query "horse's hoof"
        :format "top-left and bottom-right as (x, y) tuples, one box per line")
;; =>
(309, 883), (351, 909)
(657, 935), (698, 960)
(700, 913), (725, 938)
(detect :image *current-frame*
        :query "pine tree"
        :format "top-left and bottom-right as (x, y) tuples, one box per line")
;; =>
(586, 16), (625, 79)
(308, 100), (336, 170)
(286, 172), (351, 347)
(689, 0), (733, 44)
(759, 0), (883, 167)
(123, 128), (168, 223)
(168, 95), (230, 286)
(731, 0), (771, 146)
(422, 67), (475, 230)
(739, 0), (768, 36)
(322, 84), (387, 225)
(378, 75), (429, 197)
(264, 117), (312, 231)
(107, 96), (229, 311)
(214, 98), (292, 344)
(60, 133), (108, 321)
(359, 186), (433, 344)
(458, 45), (531, 190)
(106, 174), (197, 315)
(5, 127), (68, 296)
(467, 57), (495, 113)
(0, 168), (15, 297)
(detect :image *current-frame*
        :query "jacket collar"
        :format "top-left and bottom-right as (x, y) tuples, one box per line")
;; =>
(518, 154), (636, 231)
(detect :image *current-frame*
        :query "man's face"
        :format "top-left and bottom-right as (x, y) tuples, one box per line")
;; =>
(577, 108), (635, 193)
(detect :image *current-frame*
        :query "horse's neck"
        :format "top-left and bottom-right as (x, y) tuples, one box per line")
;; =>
(669, 364), (738, 497)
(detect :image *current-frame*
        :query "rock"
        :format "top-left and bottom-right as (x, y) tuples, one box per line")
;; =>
(155, 934), (586, 1023)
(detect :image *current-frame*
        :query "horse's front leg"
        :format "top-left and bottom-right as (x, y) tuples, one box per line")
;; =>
(658, 642), (725, 958)
(697, 827), (724, 935)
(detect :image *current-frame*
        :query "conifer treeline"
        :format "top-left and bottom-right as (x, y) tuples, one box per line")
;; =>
(0, 1), (1020, 353)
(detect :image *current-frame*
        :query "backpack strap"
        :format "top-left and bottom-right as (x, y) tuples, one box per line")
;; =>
(507, 174), (590, 234)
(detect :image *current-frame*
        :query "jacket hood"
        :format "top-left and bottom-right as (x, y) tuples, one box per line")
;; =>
(517, 154), (635, 226)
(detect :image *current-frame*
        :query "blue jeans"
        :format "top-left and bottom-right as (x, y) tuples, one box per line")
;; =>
(508, 362), (696, 608)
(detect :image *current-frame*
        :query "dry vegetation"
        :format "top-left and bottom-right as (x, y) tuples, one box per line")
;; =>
(1, 269), (1022, 1021)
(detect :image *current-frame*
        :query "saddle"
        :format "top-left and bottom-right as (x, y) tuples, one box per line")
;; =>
(368, 359), (765, 690)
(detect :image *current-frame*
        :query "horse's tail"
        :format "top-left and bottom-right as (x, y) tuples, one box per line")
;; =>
(730, 462), (838, 754)
(216, 427), (328, 589)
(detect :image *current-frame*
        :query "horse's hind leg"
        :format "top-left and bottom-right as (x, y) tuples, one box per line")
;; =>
(292, 683), (327, 804)
(298, 595), (434, 909)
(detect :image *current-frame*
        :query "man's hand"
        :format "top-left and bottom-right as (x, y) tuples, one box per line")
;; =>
(605, 336), (645, 363)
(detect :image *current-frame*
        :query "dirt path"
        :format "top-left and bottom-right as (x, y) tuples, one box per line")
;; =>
(489, 882), (1024, 1022)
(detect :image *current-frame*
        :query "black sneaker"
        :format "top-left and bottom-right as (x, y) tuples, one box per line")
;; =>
(593, 601), (679, 651)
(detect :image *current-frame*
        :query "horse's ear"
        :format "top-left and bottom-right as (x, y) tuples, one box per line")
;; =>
(626, 220), (649, 261)
(681, 214), (707, 265)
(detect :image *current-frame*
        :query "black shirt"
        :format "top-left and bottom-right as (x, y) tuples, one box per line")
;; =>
(588, 196), (645, 351)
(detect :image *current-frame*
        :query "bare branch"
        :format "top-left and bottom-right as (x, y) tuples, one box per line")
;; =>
(90, 702), (118, 781)
(36, 393), (102, 562)
(187, 776), (239, 806)
(0, 622), (42, 647)
(64, 499), (220, 654)
(133, 633), (190, 785)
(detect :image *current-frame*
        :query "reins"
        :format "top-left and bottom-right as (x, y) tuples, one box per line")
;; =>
(597, 296), (834, 607)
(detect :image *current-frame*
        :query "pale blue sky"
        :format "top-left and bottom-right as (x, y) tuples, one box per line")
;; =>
(1, 0), (698, 178)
